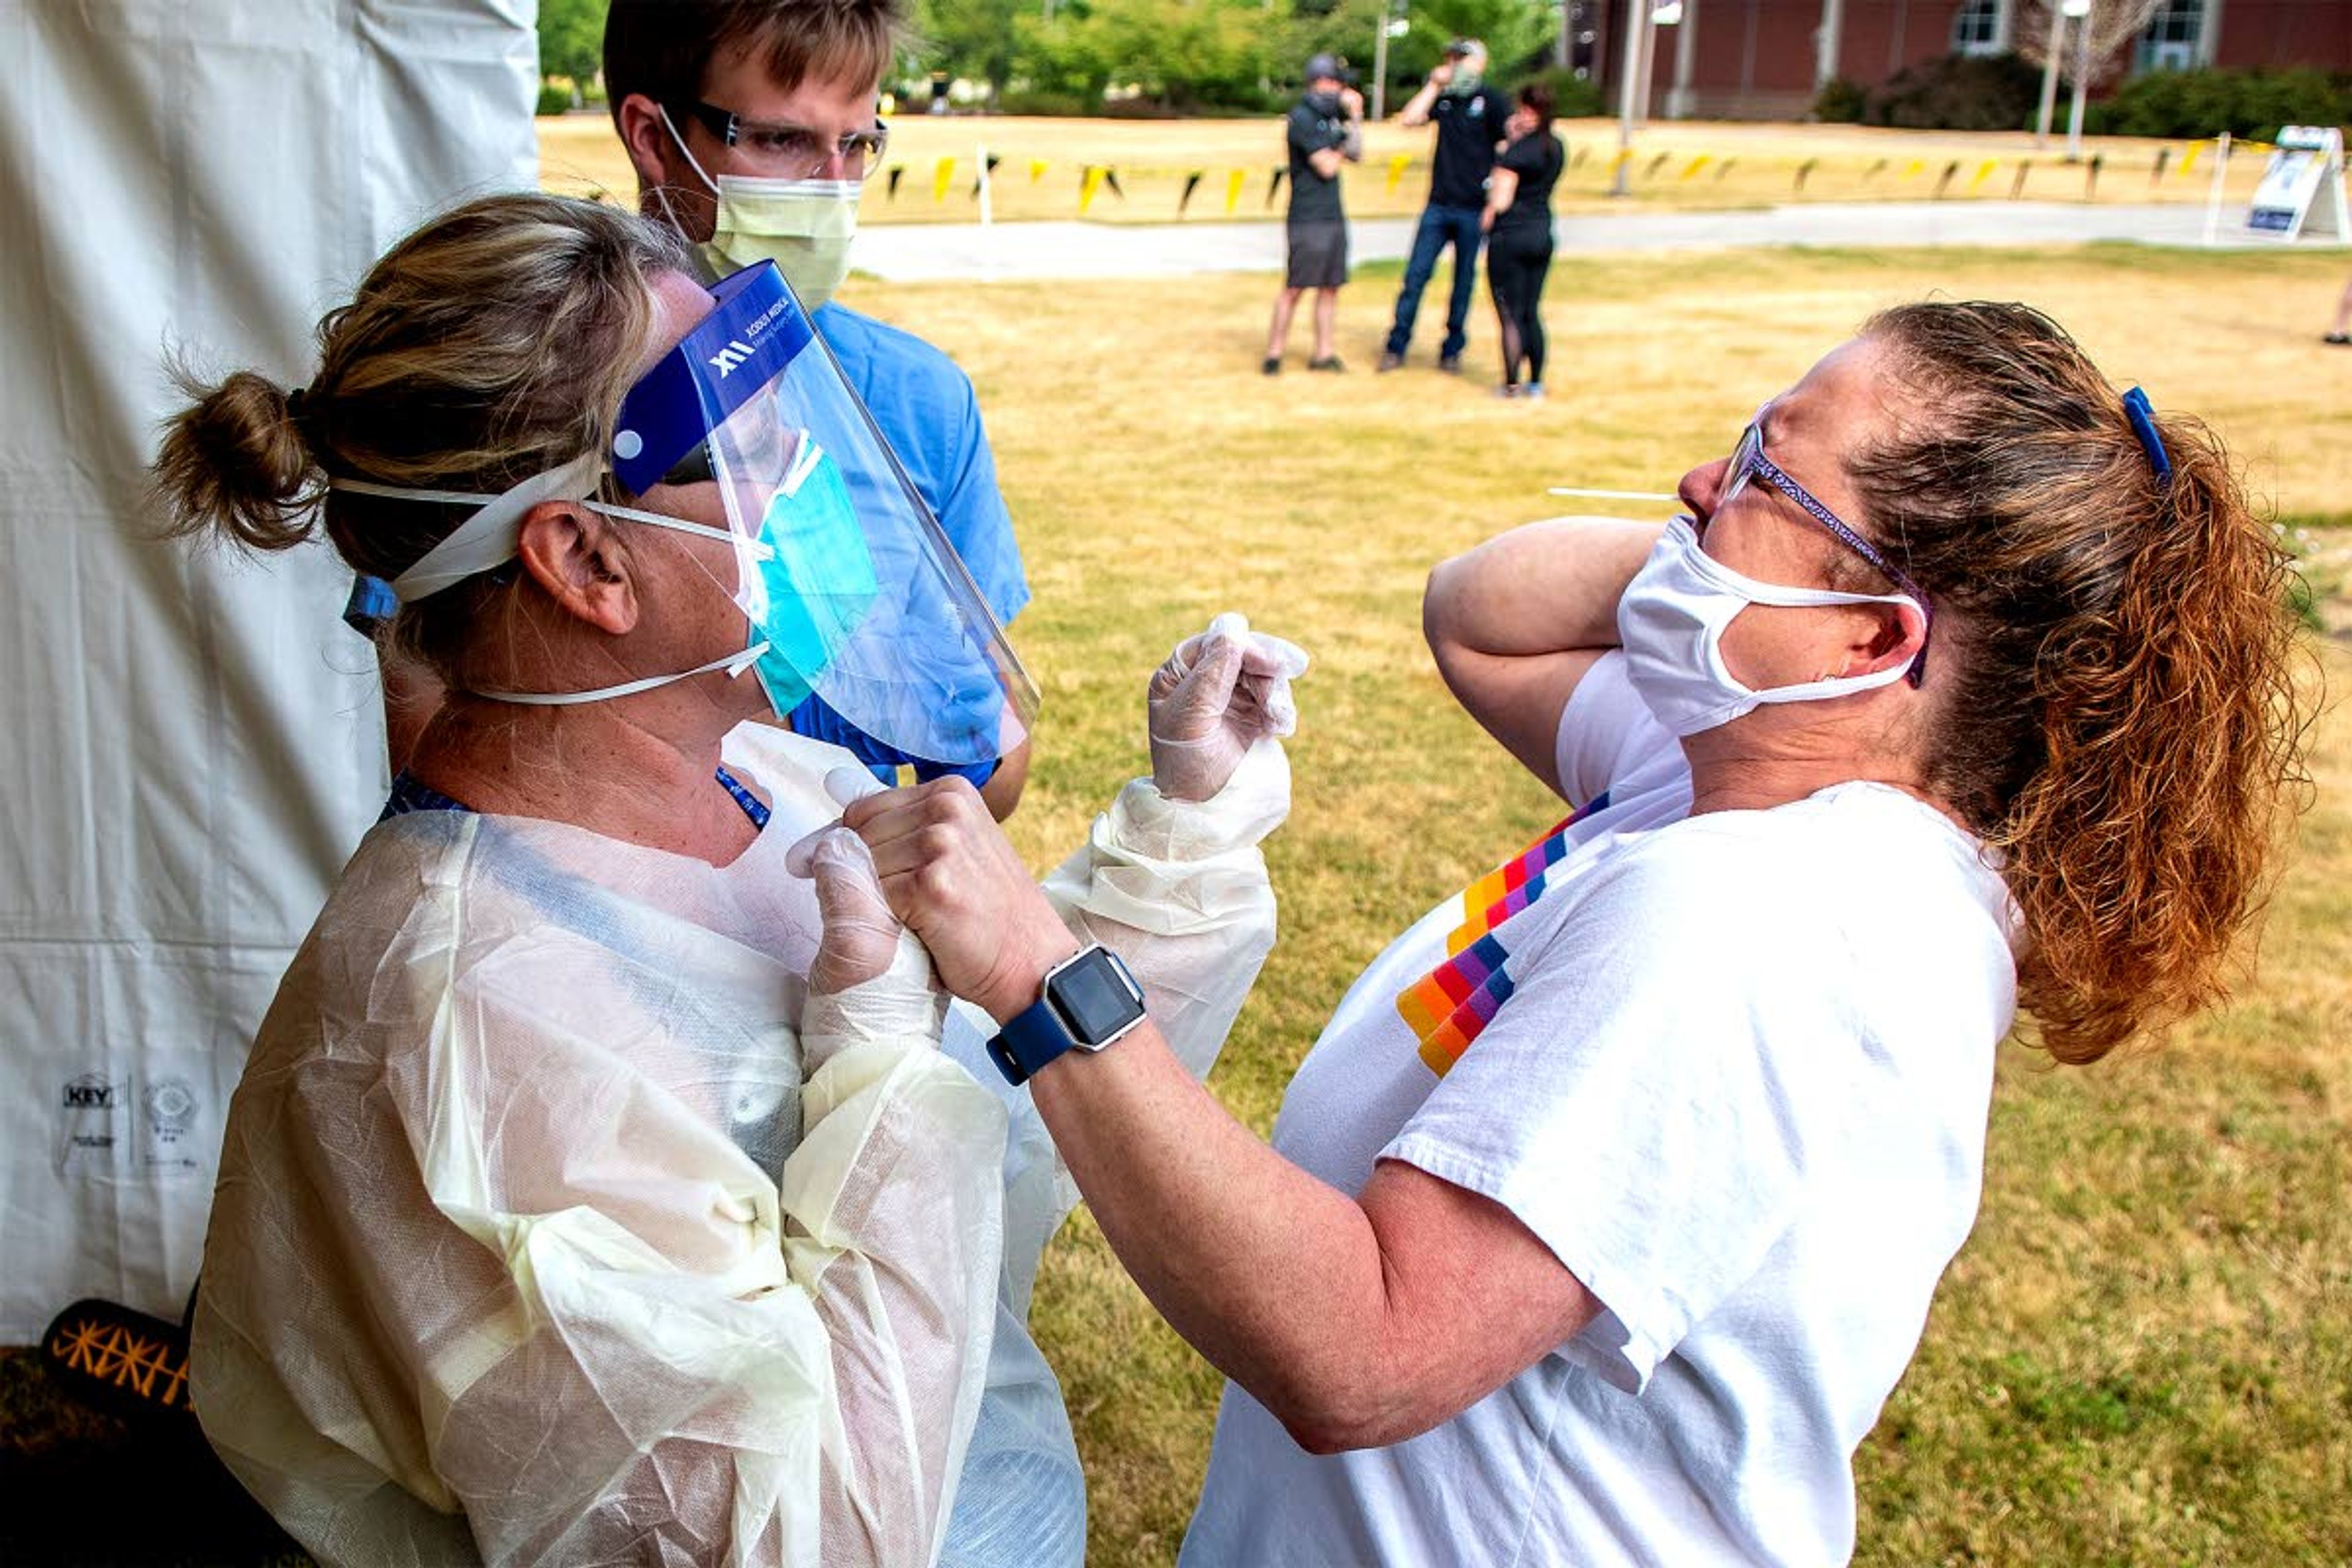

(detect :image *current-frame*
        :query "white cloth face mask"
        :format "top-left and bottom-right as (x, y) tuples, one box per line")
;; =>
(662, 107), (859, 309)
(1618, 515), (1925, 738)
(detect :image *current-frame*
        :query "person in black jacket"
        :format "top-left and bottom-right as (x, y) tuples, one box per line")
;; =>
(1482, 83), (1566, 399)
(1265, 54), (1364, 374)
(1378, 38), (1512, 374)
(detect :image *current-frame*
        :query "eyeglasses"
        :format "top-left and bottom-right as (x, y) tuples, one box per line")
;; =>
(1716, 418), (1931, 685)
(674, 100), (889, 180)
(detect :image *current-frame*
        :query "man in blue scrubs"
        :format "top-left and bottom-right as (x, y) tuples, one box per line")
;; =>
(353, 0), (1033, 816)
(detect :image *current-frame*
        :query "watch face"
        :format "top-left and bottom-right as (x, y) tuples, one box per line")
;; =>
(1051, 951), (1145, 1044)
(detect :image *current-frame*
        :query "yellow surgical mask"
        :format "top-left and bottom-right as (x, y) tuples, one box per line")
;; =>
(699, 176), (860, 311)
(660, 105), (861, 310)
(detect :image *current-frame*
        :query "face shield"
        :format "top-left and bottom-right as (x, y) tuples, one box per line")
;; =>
(345, 261), (1033, 768)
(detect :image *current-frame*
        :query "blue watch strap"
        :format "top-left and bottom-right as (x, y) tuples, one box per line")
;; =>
(986, 994), (1077, 1087)
(985, 946), (1147, 1087)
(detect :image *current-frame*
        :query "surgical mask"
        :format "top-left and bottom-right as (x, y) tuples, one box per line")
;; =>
(1444, 65), (1484, 94)
(1617, 516), (1925, 737)
(663, 106), (859, 310)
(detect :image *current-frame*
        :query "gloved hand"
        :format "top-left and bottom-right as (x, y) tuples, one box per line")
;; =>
(788, 769), (951, 1066)
(1148, 612), (1310, 803)
(794, 825), (908, 995)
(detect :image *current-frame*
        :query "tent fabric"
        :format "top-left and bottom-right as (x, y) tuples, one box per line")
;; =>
(0, 0), (538, 1343)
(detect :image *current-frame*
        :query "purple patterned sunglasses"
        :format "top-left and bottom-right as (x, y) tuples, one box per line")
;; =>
(1716, 418), (1931, 687)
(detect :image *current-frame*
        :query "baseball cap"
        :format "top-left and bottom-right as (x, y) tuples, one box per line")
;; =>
(1444, 37), (1485, 59)
(1303, 52), (1354, 84)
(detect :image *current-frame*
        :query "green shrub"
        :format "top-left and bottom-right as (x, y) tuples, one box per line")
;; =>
(1864, 52), (2041, 131)
(1517, 66), (1608, 120)
(535, 81), (576, 118)
(2086, 67), (2352, 142)
(996, 87), (1093, 116)
(1814, 75), (1867, 124)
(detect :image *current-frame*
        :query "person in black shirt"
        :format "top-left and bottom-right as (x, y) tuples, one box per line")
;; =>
(1378, 38), (1512, 374)
(1265, 54), (1363, 374)
(1482, 83), (1565, 398)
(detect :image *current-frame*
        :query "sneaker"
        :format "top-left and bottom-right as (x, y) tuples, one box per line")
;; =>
(2328, 333), (2352, 347)
(1438, 353), (1463, 374)
(1308, 356), (1346, 372)
(1522, 382), (1547, 400)
(1262, 356), (1281, 375)
(1494, 383), (1520, 399)
(1377, 351), (1404, 372)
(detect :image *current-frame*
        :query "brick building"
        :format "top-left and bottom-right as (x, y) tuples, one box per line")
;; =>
(1568, 0), (2352, 121)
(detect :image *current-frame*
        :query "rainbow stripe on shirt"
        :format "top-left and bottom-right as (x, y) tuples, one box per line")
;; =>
(1394, 791), (1608, 1077)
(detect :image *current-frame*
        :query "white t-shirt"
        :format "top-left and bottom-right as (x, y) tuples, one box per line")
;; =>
(1182, 654), (2016, 1567)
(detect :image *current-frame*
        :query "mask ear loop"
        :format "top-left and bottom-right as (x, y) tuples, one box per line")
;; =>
(657, 104), (722, 200)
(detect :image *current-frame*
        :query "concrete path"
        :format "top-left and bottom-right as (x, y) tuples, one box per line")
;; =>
(853, 199), (2303, 282)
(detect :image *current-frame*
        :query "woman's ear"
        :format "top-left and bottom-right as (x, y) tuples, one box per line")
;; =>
(1842, 598), (1928, 679)
(515, 501), (640, 637)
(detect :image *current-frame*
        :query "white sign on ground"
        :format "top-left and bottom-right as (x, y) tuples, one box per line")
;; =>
(2247, 126), (2351, 243)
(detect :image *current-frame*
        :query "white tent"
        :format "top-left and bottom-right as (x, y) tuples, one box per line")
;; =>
(0, 0), (539, 1343)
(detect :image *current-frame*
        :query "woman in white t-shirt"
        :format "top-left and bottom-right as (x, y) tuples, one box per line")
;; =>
(835, 302), (2311, 1565)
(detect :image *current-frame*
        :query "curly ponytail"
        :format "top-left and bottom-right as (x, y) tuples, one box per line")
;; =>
(151, 367), (323, 552)
(1853, 301), (2312, 1064)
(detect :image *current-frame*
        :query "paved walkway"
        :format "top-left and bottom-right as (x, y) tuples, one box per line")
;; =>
(853, 200), (2302, 282)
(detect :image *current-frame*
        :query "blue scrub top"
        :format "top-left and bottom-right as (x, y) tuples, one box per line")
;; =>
(346, 300), (1030, 788)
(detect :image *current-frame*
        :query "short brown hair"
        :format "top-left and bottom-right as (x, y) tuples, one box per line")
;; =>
(1852, 301), (2313, 1065)
(603, 0), (905, 129)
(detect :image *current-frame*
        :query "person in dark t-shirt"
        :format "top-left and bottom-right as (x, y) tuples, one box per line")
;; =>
(1482, 81), (1566, 398)
(1265, 54), (1363, 374)
(1378, 38), (1512, 374)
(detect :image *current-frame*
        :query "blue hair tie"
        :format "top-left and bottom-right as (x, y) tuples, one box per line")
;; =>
(2121, 386), (2172, 484)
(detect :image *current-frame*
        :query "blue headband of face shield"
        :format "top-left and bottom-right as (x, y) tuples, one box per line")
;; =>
(610, 262), (812, 494)
(338, 262), (1035, 768)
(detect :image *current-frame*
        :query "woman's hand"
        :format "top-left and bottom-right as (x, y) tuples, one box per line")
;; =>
(1148, 612), (1310, 804)
(793, 825), (906, 995)
(840, 777), (1079, 1025)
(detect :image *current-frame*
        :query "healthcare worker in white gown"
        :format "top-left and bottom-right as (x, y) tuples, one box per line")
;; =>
(154, 192), (1304, 1568)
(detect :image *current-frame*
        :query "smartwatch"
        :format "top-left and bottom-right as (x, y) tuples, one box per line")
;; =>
(986, 945), (1148, 1086)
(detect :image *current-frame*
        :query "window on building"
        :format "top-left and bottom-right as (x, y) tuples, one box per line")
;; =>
(2136, 0), (2206, 74)
(1950, 0), (2004, 58)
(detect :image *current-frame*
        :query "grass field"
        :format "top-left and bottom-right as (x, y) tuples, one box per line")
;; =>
(7, 239), (2350, 1564)
(540, 111), (2281, 225)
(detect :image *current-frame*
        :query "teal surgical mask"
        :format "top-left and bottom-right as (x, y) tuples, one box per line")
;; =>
(739, 437), (878, 715)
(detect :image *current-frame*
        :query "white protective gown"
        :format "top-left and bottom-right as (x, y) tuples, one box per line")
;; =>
(189, 722), (1287, 1568)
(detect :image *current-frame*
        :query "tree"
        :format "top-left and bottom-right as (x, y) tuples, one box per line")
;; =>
(1012, 0), (1287, 112)
(539, 0), (608, 92)
(2014, 0), (2160, 76)
(917, 0), (1027, 103)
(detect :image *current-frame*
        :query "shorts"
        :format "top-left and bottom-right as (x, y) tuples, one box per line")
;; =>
(1285, 220), (1348, 290)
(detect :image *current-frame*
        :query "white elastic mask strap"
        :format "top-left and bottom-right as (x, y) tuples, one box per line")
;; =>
(659, 104), (722, 199)
(338, 449), (605, 603)
(472, 643), (771, 707)
(581, 499), (776, 563)
(1676, 526), (1924, 706)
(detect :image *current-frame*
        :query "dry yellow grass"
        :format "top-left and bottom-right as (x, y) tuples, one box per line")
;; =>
(848, 241), (2352, 1565)
(540, 112), (2275, 226)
